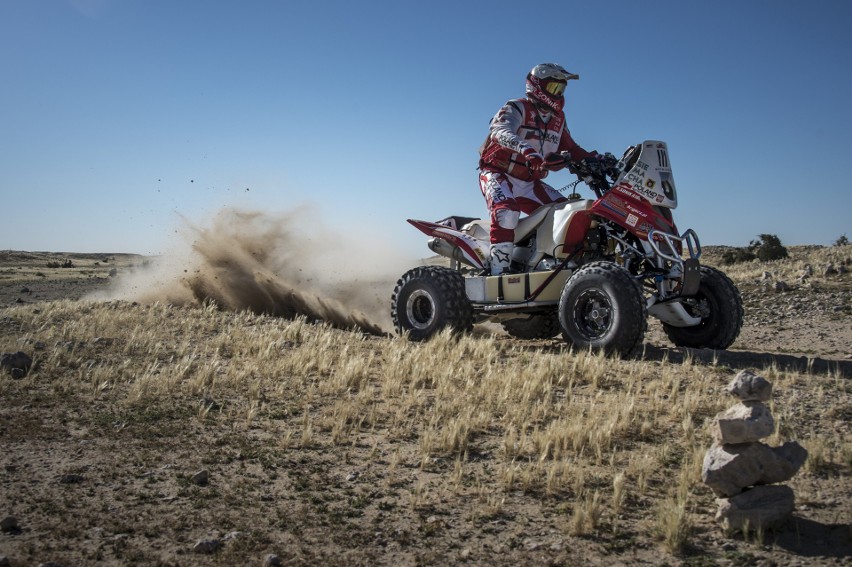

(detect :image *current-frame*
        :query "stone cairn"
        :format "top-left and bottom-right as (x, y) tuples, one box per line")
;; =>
(701, 370), (808, 533)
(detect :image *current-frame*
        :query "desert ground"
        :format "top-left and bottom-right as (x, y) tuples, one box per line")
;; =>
(0, 244), (850, 567)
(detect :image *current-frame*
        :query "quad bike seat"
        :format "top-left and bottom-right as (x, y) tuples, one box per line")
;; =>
(435, 215), (480, 230)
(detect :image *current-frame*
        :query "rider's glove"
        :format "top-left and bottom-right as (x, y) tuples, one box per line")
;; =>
(522, 148), (547, 180)
(544, 151), (571, 172)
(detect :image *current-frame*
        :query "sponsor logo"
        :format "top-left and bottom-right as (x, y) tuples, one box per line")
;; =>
(625, 204), (648, 218)
(626, 214), (639, 227)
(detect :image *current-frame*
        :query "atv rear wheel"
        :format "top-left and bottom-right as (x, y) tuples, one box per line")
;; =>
(391, 266), (473, 341)
(663, 266), (743, 349)
(501, 312), (561, 340)
(558, 262), (647, 357)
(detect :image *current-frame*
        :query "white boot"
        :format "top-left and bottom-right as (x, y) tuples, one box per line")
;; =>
(489, 242), (513, 275)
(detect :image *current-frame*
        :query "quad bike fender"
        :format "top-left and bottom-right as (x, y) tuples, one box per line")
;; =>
(590, 185), (676, 240)
(539, 199), (595, 258)
(407, 219), (488, 269)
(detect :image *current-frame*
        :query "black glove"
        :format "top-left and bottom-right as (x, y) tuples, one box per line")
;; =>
(544, 151), (572, 171)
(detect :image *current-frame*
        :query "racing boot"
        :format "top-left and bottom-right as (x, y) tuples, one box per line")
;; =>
(489, 242), (514, 275)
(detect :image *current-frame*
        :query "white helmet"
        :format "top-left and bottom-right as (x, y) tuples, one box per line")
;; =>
(525, 63), (579, 112)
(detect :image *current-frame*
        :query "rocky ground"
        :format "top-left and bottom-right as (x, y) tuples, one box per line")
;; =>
(0, 247), (850, 566)
(0, 251), (145, 306)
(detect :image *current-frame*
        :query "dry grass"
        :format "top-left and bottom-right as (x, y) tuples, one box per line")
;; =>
(0, 246), (850, 565)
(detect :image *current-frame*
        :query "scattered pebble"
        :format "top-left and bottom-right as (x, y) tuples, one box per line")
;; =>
(191, 469), (209, 486)
(59, 473), (84, 484)
(192, 538), (221, 554)
(0, 515), (19, 533)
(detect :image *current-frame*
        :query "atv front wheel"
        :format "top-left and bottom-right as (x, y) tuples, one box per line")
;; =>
(391, 266), (473, 341)
(501, 312), (561, 340)
(662, 266), (743, 349)
(558, 262), (647, 357)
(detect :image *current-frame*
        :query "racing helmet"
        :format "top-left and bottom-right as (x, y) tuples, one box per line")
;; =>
(525, 63), (579, 112)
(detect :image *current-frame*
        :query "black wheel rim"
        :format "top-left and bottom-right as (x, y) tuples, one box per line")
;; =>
(573, 289), (613, 341)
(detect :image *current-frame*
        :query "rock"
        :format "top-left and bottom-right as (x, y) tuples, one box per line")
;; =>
(727, 370), (772, 402)
(824, 263), (838, 276)
(773, 280), (790, 292)
(712, 402), (775, 444)
(716, 485), (795, 533)
(1, 351), (32, 378)
(764, 443), (809, 484)
(702, 442), (808, 497)
(0, 515), (19, 533)
(191, 469), (209, 486)
(0, 554), (9, 566)
(59, 474), (85, 484)
(263, 554), (284, 567)
(192, 538), (221, 554)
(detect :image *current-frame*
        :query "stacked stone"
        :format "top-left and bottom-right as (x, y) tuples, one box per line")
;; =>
(701, 370), (808, 533)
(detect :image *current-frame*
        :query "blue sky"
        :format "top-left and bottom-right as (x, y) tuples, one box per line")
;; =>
(1, 0), (850, 255)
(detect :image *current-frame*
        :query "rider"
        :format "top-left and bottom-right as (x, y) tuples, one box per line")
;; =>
(478, 63), (598, 275)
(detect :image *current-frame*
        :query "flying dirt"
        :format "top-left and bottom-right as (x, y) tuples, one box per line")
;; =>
(93, 206), (415, 335)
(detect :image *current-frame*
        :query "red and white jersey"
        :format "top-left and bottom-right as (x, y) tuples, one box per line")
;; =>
(479, 97), (594, 181)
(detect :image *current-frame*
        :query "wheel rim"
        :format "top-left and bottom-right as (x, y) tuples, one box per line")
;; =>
(573, 289), (613, 340)
(406, 290), (436, 330)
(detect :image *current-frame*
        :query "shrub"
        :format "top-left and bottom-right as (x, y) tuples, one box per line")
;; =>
(835, 234), (849, 247)
(749, 234), (788, 261)
(720, 248), (756, 265)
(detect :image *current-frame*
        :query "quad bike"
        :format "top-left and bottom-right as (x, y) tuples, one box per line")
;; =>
(391, 141), (743, 356)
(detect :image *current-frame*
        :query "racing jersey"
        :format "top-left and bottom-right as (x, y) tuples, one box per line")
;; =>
(479, 98), (594, 181)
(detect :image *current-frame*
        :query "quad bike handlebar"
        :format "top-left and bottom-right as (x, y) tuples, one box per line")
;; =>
(561, 152), (619, 198)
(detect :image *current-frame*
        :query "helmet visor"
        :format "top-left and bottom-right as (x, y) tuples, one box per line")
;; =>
(544, 80), (566, 96)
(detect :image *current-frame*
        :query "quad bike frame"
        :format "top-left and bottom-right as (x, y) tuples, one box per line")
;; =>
(392, 141), (743, 356)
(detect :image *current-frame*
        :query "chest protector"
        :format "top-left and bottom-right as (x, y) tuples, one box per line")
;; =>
(479, 98), (566, 181)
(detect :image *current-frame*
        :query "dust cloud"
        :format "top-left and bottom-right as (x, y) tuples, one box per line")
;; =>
(97, 206), (421, 335)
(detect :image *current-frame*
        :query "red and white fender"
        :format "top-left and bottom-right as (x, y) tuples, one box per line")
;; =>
(407, 219), (489, 269)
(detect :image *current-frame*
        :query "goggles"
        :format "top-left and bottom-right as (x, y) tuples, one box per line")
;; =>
(543, 80), (566, 96)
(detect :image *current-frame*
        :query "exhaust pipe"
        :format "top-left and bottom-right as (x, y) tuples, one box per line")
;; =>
(428, 238), (477, 267)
